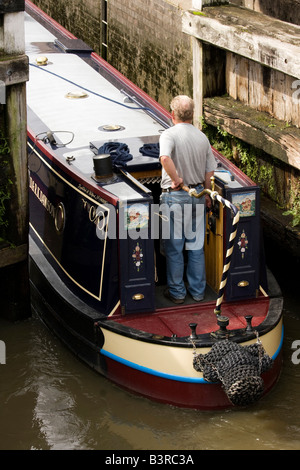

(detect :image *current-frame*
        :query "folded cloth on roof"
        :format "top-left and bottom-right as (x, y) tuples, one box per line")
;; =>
(98, 142), (133, 166)
(139, 142), (160, 158)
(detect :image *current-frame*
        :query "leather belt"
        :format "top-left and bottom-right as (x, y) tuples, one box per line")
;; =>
(162, 183), (203, 193)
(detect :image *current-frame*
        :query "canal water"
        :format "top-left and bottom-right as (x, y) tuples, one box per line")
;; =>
(0, 248), (299, 451)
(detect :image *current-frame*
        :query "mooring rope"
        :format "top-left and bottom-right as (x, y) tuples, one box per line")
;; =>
(139, 143), (160, 158)
(96, 141), (133, 166)
(193, 338), (273, 406)
(182, 185), (240, 316)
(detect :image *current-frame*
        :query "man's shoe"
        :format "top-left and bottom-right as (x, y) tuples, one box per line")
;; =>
(163, 289), (185, 304)
(191, 296), (204, 302)
(188, 291), (204, 302)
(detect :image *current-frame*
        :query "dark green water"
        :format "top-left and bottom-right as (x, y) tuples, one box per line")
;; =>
(0, 264), (299, 450)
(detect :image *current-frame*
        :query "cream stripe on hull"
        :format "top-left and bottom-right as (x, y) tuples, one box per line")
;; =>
(100, 319), (283, 383)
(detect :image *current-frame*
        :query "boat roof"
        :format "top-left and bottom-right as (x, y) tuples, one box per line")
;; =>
(25, 12), (165, 178)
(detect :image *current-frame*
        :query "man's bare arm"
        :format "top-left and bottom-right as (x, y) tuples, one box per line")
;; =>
(160, 155), (183, 189)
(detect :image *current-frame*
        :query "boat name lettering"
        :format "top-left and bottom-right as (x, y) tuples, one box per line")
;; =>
(78, 184), (106, 204)
(82, 198), (107, 230)
(29, 176), (56, 218)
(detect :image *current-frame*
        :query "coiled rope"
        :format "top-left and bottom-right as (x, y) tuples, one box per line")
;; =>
(139, 143), (160, 158)
(97, 142), (133, 166)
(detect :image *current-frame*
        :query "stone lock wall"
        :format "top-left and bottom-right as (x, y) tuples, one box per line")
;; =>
(30, 0), (102, 53)
(107, 0), (193, 108)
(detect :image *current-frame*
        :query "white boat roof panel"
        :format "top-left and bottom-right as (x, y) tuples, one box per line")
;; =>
(25, 12), (57, 53)
(27, 53), (163, 147)
(25, 12), (164, 176)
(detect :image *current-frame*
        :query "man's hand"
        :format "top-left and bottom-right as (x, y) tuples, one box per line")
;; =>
(171, 177), (183, 190)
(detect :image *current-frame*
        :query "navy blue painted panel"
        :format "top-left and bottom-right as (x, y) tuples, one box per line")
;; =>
(224, 186), (261, 301)
(28, 145), (119, 313)
(118, 199), (155, 313)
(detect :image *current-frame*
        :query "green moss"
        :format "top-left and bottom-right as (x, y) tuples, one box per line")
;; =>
(191, 11), (206, 16)
(202, 120), (299, 227)
(283, 181), (300, 227)
(0, 131), (12, 240)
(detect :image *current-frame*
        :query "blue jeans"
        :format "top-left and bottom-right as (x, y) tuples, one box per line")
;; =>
(160, 185), (206, 300)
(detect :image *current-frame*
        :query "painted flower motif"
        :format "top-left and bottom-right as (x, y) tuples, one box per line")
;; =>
(132, 243), (143, 271)
(238, 230), (248, 258)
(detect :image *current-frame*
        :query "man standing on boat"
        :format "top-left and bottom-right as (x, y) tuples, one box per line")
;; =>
(159, 95), (217, 304)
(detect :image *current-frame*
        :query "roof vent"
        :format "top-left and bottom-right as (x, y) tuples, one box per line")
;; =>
(98, 125), (125, 132)
(65, 91), (88, 99)
(36, 56), (48, 66)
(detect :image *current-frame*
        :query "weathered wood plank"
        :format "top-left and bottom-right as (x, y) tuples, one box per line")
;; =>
(225, 53), (300, 127)
(232, 0), (300, 26)
(6, 82), (29, 244)
(0, 55), (29, 87)
(203, 95), (300, 170)
(182, 5), (300, 79)
(192, 37), (203, 127)
(236, 56), (249, 104)
(0, 244), (28, 268)
(0, 0), (24, 14)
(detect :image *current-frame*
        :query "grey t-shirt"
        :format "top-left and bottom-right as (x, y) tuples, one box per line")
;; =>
(159, 123), (217, 189)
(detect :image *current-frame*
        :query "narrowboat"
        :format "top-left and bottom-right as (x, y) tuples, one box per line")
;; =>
(25, 0), (283, 410)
